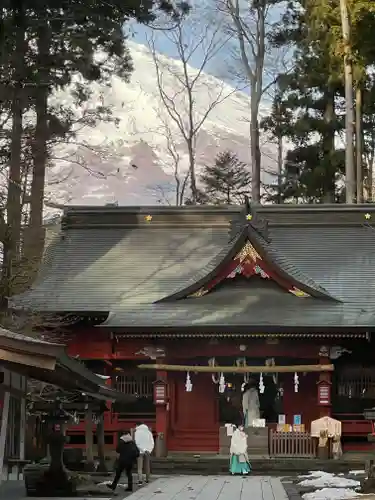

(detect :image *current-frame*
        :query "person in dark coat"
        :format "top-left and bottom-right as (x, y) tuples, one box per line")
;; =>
(109, 431), (139, 492)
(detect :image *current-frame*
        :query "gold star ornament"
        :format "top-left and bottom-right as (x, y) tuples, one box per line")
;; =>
(246, 214), (252, 221)
(145, 215), (152, 222)
(365, 213), (371, 220)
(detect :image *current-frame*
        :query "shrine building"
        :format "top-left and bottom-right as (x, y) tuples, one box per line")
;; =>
(12, 203), (375, 454)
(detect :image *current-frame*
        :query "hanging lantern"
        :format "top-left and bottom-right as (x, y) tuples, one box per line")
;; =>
(219, 373), (225, 393)
(259, 373), (265, 394)
(294, 372), (299, 393)
(185, 372), (193, 392)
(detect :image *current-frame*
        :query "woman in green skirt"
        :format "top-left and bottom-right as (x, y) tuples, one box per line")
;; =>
(229, 426), (251, 475)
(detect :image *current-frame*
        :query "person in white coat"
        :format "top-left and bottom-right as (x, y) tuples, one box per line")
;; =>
(229, 425), (251, 475)
(134, 422), (154, 485)
(242, 379), (260, 427)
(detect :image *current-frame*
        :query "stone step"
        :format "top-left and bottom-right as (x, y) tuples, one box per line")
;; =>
(150, 457), (366, 476)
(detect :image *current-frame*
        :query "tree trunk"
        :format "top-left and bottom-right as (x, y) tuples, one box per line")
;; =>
(5, 93), (23, 283)
(187, 139), (198, 203)
(322, 90), (336, 203)
(175, 176), (180, 206)
(96, 414), (107, 473)
(25, 26), (50, 279)
(277, 134), (283, 204)
(250, 106), (261, 204)
(2, 6), (25, 304)
(340, 0), (355, 203)
(355, 86), (363, 203)
(369, 159), (374, 201)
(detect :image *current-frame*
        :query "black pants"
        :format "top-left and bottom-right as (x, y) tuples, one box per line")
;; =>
(111, 463), (133, 490)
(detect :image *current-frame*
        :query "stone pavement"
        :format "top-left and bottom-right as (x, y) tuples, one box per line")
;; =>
(0, 476), (289, 500)
(128, 476), (289, 500)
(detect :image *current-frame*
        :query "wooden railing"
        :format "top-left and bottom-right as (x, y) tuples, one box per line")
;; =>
(269, 430), (315, 458)
(112, 374), (154, 398)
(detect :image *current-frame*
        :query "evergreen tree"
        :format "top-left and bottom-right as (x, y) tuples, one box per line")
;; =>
(0, 0), (190, 300)
(262, 0), (375, 204)
(200, 151), (251, 204)
(262, 1), (345, 203)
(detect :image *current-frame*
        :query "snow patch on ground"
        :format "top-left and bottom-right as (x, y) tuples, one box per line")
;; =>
(298, 472), (360, 489)
(299, 471), (331, 479)
(302, 488), (361, 500)
(298, 470), (364, 500)
(97, 480), (127, 489)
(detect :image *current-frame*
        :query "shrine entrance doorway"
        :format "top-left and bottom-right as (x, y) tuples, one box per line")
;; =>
(168, 372), (219, 453)
(218, 373), (280, 427)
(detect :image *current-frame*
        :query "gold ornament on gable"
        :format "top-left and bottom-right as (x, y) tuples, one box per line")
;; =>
(235, 241), (261, 263)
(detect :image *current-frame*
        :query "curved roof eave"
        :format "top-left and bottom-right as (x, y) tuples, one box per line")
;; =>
(156, 224), (340, 303)
(156, 228), (248, 302)
(247, 227), (340, 301)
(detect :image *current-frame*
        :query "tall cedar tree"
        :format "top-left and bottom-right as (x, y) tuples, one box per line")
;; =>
(262, 0), (375, 203)
(262, 1), (345, 203)
(200, 151), (251, 204)
(0, 0), (189, 299)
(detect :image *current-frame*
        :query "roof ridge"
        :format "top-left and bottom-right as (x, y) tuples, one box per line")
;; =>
(62, 203), (375, 214)
(230, 199), (270, 242)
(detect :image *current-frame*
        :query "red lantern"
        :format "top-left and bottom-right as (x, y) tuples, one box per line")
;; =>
(317, 379), (331, 406)
(153, 379), (168, 406)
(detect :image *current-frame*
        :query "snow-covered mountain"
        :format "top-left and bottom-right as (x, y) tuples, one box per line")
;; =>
(46, 41), (277, 207)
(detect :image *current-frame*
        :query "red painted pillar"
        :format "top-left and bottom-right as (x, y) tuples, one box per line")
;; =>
(155, 369), (169, 435)
(318, 346), (332, 418)
(154, 365), (169, 456)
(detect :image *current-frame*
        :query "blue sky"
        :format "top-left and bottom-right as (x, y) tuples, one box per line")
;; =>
(128, 1), (290, 90)
(131, 25), (211, 73)
(129, 17), (229, 83)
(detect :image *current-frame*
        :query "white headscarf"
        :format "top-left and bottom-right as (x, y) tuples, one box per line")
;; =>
(230, 427), (248, 456)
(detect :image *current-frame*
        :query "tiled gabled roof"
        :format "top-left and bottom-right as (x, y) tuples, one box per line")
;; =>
(157, 213), (338, 302)
(11, 203), (375, 330)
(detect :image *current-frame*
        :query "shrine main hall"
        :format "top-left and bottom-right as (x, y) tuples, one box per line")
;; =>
(12, 203), (375, 454)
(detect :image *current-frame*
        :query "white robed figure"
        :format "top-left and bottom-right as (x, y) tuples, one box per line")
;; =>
(229, 426), (251, 475)
(242, 379), (260, 427)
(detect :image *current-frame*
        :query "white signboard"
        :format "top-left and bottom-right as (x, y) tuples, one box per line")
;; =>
(278, 414), (286, 425)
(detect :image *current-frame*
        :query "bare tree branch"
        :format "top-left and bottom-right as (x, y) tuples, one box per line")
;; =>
(216, 0), (292, 202)
(145, 12), (236, 204)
